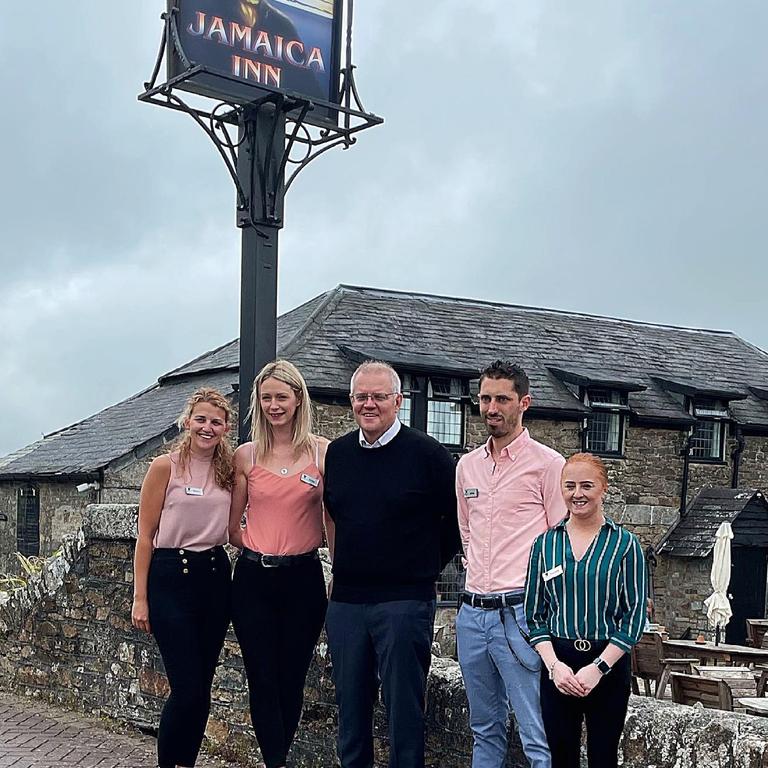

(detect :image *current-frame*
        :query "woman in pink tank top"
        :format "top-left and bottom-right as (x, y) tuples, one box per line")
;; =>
(229, 360), (331, 768)
(131, 387), (234, 768)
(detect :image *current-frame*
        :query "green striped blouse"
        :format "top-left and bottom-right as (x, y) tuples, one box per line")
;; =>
(524, 516), (647, 653)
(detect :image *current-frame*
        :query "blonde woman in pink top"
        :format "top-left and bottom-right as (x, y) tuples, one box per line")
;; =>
(131, 387), (235, 768)
(229, 360), (331, 768)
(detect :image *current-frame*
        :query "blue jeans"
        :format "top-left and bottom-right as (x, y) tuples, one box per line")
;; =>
(326, 599), (436, 768)
(456, 596), (550, 768)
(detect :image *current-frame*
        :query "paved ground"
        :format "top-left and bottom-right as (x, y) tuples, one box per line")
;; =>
(0, 692), (244, 768)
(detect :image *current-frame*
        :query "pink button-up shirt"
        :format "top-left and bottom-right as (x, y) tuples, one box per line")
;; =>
(456, 428), (567, 593)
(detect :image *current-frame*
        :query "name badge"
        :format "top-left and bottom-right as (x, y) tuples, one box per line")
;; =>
(185, 486), (204, 497)
(543, 565), (564, 582)
(463, 488), (479, 499)
(300, 473), (320, 488)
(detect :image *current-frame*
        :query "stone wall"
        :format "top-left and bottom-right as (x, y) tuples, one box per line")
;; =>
(0, 483), (18, 571)
(314, 402), (357, 440)
(3, 504), (768, 767)
(0, 481), (95, 573)
(652, 555), (714, 641)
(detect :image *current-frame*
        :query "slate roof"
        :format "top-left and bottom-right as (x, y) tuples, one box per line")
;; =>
(2, 283), (768, 477)
(658, 488), (768, 557)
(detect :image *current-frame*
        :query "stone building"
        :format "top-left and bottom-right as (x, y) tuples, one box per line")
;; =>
(1, 284), (768, 633)
(655, 487), (768, 644)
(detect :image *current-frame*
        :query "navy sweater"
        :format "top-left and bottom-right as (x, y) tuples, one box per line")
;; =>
(323, 425), (460, 603)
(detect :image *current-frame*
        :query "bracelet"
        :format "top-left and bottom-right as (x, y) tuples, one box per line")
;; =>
(548, 660), (559, 680)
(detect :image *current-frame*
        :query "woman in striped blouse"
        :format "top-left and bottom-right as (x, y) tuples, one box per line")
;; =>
(524, 453), (646, 768)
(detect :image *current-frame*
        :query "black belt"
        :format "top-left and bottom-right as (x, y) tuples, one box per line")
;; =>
(241, 547), (318, 567)
(461, 591), (524, 610)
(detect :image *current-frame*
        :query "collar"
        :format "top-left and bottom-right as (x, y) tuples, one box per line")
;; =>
(359, 418), (402, 449)
(482, 427), (531, 460)
(554, 515), (617, 530)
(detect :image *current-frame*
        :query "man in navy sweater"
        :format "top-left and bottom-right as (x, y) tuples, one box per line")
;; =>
(324, 360), (460, 768)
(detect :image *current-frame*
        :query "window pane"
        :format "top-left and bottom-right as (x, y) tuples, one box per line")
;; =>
(589, 389), (624, 406)
(427, 400), (462, 445)
(586, 411), (621, 454)
(691, 419), (721, 459)
(400, 395), (412, 427)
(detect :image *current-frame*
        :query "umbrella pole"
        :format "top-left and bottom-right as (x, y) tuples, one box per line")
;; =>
(715, 624), (721, 646)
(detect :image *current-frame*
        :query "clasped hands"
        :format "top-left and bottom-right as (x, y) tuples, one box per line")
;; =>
(551, 659), (603, 696)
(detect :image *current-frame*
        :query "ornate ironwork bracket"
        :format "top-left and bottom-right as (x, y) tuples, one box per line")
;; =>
(138, 2), (383, 229)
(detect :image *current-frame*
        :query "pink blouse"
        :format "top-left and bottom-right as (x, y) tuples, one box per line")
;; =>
(154, 452), (230, 551)
(242, 448), (324, 555)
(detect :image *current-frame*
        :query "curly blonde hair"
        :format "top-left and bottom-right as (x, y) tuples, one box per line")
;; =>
(247, 360), (314, 463)
(174, 387), (235, 490)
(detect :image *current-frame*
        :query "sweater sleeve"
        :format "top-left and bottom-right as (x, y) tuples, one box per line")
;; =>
(433, 444), (460, 570)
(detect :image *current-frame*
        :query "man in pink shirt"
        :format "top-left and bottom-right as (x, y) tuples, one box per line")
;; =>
(456, 360), (566, 768)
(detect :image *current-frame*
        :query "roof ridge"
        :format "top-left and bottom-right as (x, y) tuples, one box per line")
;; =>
(336, 284), (738, 338)
(280, 287), (343, 358)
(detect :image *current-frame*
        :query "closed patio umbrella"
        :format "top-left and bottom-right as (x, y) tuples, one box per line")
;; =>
(703, 521), (734, 645)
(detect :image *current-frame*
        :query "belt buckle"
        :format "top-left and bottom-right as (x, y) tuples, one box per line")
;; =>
(261, 555), (278, 568)
(574, 639), (592, 652)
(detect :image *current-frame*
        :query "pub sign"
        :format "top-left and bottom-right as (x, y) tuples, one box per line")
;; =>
(168, 0), (343, 125)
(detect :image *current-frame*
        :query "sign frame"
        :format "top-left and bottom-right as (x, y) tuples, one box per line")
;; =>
(166, 0), (344, 128)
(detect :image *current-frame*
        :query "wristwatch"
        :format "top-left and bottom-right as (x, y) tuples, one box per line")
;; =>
(593, 657), (611, 675)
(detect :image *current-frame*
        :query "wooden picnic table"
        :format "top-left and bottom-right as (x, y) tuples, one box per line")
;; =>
(664, 639), (768, 667)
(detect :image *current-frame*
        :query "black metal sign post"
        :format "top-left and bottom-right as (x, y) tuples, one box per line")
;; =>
(236, 102), (285, 443)
(139, 0), (382, 442)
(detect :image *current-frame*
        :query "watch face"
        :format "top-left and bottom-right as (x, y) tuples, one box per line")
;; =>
(595, 658), (611, 674)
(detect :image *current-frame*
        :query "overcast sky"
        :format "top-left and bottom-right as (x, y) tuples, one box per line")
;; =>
(1, 1), (766, 458)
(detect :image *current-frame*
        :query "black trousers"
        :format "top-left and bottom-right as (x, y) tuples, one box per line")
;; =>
(231, 553), (327, 768)
(540, 638), (631, 768)
(325, 599), (436, 768)
(148, 546), (231, 768)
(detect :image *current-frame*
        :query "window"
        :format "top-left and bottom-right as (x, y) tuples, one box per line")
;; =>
(397, 373), (468, 449)
(399, 374), (415, 427)
(427, 377), (466, 447)
(583, 389), (628, 456)
(16, 485), (40, 557)
(689, 398), (728, 461)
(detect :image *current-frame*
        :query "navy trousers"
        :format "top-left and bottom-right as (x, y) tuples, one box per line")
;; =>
(325, 599), (436, 768)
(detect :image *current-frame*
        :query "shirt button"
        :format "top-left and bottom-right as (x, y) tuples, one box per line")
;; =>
(183, 568), (189, 574)
(179, 549), (185, 555)
(182, 559), (188, 564)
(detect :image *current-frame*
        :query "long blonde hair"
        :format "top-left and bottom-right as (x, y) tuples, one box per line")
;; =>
(174, 387), (235, 490)
(247, 360), (314, 462)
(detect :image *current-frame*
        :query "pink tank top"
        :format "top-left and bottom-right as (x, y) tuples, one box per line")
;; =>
(154, 451), (230, 551)
(242, 442), (324, 555)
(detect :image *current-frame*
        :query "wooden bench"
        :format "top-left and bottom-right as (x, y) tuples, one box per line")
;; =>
(696, 666), (757, 700)
(631, 632), (697, 699)
(670, 673), (733, 710)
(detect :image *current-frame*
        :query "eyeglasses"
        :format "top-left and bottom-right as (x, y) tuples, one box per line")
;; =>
(349, 392), (398, 403)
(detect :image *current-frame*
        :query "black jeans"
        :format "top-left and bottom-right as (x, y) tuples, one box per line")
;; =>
(325, 599), (436, 768)
(540, 638), (631, 768)
(148, 546), (231, 768)
(231, 553), (327, 768)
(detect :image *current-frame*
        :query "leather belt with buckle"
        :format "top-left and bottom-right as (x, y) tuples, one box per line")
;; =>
(241, 548), (318, 567)
(461, 592), (525, 610)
